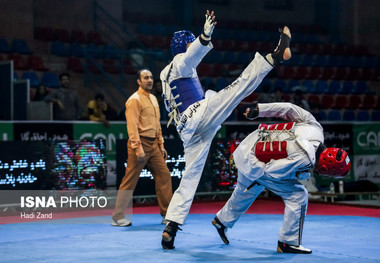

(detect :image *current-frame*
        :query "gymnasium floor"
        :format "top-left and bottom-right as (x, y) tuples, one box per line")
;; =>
(1, 199), (380, 263)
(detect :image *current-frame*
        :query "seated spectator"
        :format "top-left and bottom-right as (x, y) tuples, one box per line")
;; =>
(83, 93), (110, 127)
(33, 85), (49, 101)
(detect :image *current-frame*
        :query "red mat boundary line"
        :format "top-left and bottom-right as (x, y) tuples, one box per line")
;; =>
(1, 199), (380, 225)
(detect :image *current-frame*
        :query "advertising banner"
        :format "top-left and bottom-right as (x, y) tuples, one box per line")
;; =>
(115, 138), (184, 195)
(13, 123), (73, 141)
(353, 124), (380, 184)
(73, 123), (126, 187)
(0, 140), (106, 190)
(3, 121), (378, 187)
(322, 123), (353, 155)
(73, 122), (126, 161)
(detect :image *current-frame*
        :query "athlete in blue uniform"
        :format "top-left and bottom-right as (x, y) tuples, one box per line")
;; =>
(160, 10), (292, 249)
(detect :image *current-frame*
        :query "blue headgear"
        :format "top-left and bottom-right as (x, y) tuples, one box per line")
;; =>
(170, 30), (196, 56)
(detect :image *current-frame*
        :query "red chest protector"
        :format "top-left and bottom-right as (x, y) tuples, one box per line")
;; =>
(254, 122), (295, 163)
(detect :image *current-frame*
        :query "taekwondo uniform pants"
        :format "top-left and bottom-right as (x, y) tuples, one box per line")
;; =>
(217, 171), (308, 246)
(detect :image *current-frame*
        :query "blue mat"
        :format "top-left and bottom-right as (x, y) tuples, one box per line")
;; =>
(1, 214), (379, 263)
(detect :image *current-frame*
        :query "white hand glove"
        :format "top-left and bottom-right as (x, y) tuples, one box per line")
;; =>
(203, 11), (216, 37)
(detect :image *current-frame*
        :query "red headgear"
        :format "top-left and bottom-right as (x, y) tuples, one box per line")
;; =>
(317, 148), (351, 177)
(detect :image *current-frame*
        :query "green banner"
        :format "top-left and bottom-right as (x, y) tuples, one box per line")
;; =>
(353, 123), (380, 155)
(73, 123), (126, 160)
(352, 123), (380, 184)
(0, 122), (14, 141)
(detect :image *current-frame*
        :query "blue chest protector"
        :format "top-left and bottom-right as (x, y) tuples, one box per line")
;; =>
(169, 78), (205, 113)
